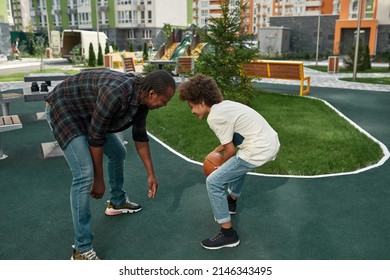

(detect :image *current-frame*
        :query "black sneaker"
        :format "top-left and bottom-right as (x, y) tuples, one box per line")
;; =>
(201, 231), (240, 250)
(227, 195), (237, 215)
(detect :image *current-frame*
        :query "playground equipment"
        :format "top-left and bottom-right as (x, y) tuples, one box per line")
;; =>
(157, 29), (207, 61)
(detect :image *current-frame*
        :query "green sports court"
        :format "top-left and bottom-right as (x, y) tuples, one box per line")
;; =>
(0, 81), (389, 260)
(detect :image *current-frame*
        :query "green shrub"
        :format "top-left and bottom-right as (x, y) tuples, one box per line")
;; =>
(88, 42), (97, 67)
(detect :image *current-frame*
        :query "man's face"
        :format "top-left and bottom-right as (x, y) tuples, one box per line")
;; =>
(144, 87), (175, 109)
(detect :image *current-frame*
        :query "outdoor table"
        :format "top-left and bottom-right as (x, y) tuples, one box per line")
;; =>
(23, 73), (70, 159)
(147, 59), (177, 70)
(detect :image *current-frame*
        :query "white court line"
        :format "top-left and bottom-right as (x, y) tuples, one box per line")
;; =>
(148, 95), (389, 179)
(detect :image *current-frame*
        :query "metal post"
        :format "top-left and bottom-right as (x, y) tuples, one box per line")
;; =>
(95, 0), (100, 47)
(353, 0), (363, 81)
(315, 15), (321, 66)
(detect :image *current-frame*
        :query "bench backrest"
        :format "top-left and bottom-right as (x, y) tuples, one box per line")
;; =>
(241, 62), (268, 77)
(267, 61), (303, 80)
(123, 57), (136, 73)
(242, 60), (304, 80)
(176, 56), (194, 75)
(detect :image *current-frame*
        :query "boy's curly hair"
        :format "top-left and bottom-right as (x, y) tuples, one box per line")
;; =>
(178, 74), (223, 107)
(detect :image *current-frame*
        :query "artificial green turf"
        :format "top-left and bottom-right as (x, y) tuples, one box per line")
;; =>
(147, 91), (383, 176)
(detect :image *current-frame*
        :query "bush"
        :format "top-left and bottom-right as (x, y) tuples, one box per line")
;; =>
(97, 44), (103, 66)
(88, 42), (97, 67)
(143, 42), (149, 61)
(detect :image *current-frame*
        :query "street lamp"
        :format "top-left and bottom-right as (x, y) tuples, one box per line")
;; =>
(353, 0), (363, 81)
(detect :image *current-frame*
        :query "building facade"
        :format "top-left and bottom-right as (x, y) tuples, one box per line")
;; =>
(8, 0), (190, 51)
(5, 0), (390, 57)
(334, 0), (390, 56)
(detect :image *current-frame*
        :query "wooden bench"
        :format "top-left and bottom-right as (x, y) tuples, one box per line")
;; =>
(241, 60), (310, 96)
(0, 90), (24, 116)
(0, 115), (22, 160)
(122, 57), (136, 73)
(176, 56), (194, 82)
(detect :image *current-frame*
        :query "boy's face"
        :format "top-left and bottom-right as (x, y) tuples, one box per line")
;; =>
(187, 101), (209, 120)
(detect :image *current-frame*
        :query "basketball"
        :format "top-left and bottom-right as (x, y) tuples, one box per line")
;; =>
(203, 152), (224, 176)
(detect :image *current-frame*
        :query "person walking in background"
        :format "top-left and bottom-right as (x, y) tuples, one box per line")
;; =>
(11, 37), (21, 60)
(178, 74), (280, 250)
(45, 69), (176, 259)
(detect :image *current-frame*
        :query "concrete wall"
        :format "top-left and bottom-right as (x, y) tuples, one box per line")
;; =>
(270, 15), (339, 56)
(0, 23), (11, 56)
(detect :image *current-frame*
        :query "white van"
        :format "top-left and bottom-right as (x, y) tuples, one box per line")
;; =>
(61, 29), (108, 61)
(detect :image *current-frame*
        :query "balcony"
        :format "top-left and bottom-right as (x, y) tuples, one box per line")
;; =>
(99, 6), (108, 12)
(137, 5), (145, 11)
(306, 1), (322, 7)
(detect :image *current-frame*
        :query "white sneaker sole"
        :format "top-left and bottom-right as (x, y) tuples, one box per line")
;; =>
(105, 207), (142, 216)
(201, 239), (240, 250)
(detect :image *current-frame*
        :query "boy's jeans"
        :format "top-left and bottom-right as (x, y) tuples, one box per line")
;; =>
(45, 105), (127, 253)
(206, 155), (257, 224)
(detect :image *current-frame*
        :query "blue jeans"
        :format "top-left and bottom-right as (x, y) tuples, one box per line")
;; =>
(45, 106), (127, 253)
(206, 155), (257, 224)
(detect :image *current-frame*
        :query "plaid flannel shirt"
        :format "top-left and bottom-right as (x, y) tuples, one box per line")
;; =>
(46, 69), (149, 149)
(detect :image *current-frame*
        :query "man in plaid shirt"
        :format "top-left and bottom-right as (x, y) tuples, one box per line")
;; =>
(45, 69), (176, 260)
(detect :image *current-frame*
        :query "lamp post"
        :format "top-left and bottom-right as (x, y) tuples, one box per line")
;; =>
(315, 15), (321, 66)
(95, 0), (100, 48)
(353, 0), (363, 81)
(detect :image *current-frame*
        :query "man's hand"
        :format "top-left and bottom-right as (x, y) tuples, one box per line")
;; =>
(90, 178), (106, 199)
(147, 175), (158, 198)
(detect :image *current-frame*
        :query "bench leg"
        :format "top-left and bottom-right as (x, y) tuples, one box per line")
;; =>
(0, 133), (8, 160)
(1, 103), (10, 116)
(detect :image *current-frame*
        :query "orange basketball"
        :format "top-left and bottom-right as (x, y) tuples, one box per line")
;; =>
(203, 152), (224, 176)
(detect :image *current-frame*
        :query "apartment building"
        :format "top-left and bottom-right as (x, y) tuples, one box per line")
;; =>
(5, 0), (390, 57)
(334, 0), (390, 56)
(8, 0), (190, 51)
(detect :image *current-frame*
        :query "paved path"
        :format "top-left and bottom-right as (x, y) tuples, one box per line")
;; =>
(1, 58), (390, 92)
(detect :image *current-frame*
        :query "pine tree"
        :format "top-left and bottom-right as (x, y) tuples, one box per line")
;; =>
(362, 45), (371, 70)
(195, 1), (258, 104)
(97, 44), (104, 66)
(143, 42), (149, 61)
(105, 42), (110, 54)
(88, 42), (97, 67)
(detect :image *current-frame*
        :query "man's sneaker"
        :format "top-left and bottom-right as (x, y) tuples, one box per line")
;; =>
(201, 231), (240, 250)
(105, 199), (142, 216)
(71, 245), (100, 260)
(227, 195), (237, 215)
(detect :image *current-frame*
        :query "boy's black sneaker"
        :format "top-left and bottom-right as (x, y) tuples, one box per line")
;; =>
(227, 195), (237, 214)
(201, 231), (240, 250)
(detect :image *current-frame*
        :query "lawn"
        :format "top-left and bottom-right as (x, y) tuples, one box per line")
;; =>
(0, 69), (384, 176)
(147, 91), (383, 176)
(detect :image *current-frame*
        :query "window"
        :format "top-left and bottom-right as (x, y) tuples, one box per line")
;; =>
(142, 30), (152, 39)
(117, 10), (133, 24)
(147, 10), (152, 23)
(349, 0), (358, 19)
(364, 0), (374, 19)
(127, 30), (135, 39)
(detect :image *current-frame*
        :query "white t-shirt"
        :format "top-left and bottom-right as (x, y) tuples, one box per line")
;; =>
(207, 100), (280, 166)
